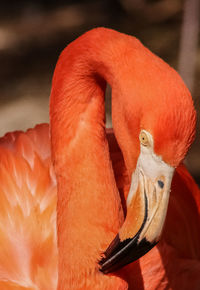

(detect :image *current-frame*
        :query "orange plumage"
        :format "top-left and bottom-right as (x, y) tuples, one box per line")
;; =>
(0, 28), (199, 289)
(0, 124), (57, 289)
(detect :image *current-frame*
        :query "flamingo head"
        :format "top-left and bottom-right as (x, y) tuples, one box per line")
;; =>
(100, 47), (196, 273)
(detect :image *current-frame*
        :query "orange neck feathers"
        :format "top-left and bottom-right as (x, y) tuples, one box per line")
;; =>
(49, 28), (196, 288)
(50, 28), (129, 289)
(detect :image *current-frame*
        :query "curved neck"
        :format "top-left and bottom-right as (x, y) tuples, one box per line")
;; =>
(50, 28), (134, 289)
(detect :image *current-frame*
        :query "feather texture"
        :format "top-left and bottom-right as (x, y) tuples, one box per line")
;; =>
(0, 124), (57, 290)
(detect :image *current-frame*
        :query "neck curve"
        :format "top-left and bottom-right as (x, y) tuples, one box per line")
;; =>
(50, 28), (135, 289)
(49, 27), (196, 289)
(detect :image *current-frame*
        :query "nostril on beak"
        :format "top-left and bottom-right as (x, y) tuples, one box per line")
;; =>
(158, 180), (164, 189)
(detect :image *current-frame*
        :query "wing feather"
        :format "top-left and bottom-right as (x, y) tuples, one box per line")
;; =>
(0, 124), (57, 290)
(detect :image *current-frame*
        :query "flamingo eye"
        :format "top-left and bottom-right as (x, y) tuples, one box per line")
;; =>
(158, 180), (164, 189)
(139, 131), (150, 147)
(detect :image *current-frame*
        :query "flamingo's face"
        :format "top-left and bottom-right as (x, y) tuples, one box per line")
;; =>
(99, 55), (196, 274)
(100, 130), (174, 273)
(125, 130), (174, 242)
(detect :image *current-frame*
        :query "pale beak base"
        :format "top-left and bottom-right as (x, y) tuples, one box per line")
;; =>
(99, 131), (174, 274)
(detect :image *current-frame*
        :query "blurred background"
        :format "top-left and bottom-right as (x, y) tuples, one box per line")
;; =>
(0, 0), (199, 184)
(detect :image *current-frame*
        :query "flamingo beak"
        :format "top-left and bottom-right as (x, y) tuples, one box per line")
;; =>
(99, 131), (174, 273)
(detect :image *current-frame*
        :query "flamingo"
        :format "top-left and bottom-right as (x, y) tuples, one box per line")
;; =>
(0, 27), (199, 290)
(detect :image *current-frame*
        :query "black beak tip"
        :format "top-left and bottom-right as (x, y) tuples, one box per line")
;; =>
(99, 189), (158, 274)
(99, 234), (157, 274)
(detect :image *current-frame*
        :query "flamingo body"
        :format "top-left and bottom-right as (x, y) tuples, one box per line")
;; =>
(0, 124), (199, 289)
(0, 124), (57, 289)
(0, 28), (199, 289)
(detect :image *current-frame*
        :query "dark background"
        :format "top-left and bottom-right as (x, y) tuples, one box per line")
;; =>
(0, 0), (199, 184)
